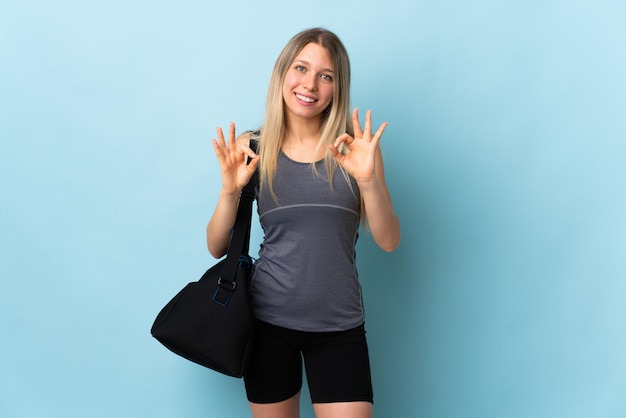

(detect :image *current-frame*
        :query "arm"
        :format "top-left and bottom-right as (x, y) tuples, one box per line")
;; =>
(330, 108), (400, 252)
(206, 123), (259, 258)
(206, 189), (240, 258)
(357, 148), (400, 252)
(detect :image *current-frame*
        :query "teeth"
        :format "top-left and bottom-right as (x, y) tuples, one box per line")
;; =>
(296, 94), (316, 103)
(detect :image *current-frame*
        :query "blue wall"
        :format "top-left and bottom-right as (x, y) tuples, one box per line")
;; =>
(1, 1), (625, 417)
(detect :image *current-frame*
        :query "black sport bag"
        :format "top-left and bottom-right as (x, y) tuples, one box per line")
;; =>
(151, 148), (258, 377)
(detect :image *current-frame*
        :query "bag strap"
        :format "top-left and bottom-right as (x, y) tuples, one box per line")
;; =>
(217, 138), (259, 289)
(240, 138), (259, 255)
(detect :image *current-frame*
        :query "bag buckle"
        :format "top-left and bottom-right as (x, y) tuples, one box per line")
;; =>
(212, 255), (250, 307)
(213, 276), (237, 307)
(217, 277), (236, 291)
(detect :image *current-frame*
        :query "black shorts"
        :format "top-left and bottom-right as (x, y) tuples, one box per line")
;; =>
(244, 320), (374, 404)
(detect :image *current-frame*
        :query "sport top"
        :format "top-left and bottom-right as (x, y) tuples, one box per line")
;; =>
(249, 151), (363, 332)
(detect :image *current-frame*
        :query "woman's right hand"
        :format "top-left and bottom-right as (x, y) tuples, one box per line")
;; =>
(212, 122), (260, 195)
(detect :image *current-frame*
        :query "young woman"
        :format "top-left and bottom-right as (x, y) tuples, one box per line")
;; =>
(207, 28), (400, 418)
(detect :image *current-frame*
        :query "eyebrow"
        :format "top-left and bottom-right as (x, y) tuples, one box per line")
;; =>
(294, 59), (334, 73)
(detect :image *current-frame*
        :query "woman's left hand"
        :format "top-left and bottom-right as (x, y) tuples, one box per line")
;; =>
(329, 108), (388, 185)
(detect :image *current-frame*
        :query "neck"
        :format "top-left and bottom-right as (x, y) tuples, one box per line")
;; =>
(285, 113), (322, 141)
(282, 118), (325, 163)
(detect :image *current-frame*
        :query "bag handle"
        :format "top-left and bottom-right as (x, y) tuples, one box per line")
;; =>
(218, 138), (259, 287)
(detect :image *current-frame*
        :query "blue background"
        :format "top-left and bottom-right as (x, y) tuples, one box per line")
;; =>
(1, 1), (625, 417)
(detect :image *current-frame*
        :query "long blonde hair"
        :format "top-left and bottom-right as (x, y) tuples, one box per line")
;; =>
(257, 28), (354, 201)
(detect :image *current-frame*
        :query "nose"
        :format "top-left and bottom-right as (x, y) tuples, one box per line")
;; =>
(302, 72), (317, 91)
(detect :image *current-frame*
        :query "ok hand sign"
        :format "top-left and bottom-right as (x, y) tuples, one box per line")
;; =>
(211, 122), (259, 195)
(329, 108), (388, 185)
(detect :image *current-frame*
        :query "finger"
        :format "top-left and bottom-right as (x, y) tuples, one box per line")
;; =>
(227, 122), (237, 150)
(333, 133), (353, 148)
(328, 143), (345, 163)
(352, 108), (363, 139)
(216, 126), (226, 147)
(213, 128), (230, 162)
(363, 109), (373, 138)
(239, 143), (258, 160)
(246, 154), (260, 172)
(212, 139), (229, 165)
(371, 121), (389, 147)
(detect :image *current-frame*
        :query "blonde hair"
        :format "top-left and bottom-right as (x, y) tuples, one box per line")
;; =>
(257, 28), (354, 201)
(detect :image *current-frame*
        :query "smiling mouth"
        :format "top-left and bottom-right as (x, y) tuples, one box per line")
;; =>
(295, 93), (317, 103)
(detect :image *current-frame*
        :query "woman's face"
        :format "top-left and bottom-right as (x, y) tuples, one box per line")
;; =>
(282, 42), (334, 124)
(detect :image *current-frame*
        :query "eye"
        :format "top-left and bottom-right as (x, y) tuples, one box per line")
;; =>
(320, 74), (333, 82)
(295, 65), (306, 72)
